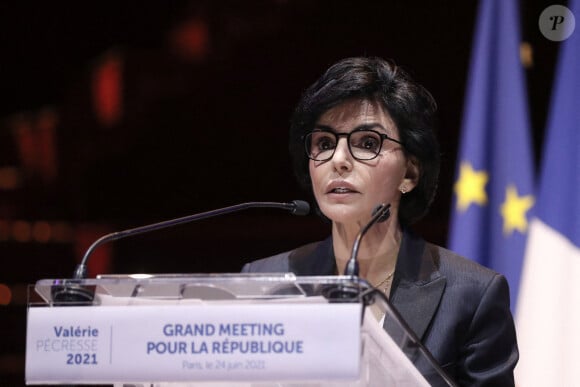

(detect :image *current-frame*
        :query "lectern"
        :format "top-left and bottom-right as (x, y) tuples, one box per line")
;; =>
(26, 274), (455, 386)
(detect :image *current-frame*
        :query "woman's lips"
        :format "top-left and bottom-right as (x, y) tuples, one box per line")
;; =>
(330, 187), (356, 193)
(326, 181), (360, 194)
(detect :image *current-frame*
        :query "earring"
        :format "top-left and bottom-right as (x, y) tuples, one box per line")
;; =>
(400, 187), (406, 194)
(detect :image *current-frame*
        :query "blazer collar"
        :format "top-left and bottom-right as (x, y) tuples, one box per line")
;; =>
(389, 230), (446, 340)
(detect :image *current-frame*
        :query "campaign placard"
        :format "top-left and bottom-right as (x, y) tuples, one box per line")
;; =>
(26, 302), (361, 384)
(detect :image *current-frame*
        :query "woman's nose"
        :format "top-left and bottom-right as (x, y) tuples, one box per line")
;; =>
(331, 138), (353, 171)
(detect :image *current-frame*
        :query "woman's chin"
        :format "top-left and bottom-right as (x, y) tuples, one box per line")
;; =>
(320, 206), (367, 225)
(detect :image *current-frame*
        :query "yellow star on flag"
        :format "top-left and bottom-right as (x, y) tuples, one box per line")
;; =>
(454, 162), (489, 211)
(500, 184), (534, 235)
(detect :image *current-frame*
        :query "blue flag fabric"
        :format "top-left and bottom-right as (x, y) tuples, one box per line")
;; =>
(515, 0), (580, 384)
(448, 0), (535, 310)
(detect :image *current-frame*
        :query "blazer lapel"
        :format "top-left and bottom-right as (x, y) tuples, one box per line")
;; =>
(388, 231), (446, 340)
(286, 233), (445, 340)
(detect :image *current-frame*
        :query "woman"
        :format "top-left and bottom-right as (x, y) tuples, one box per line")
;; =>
(242, 57), (518, 386)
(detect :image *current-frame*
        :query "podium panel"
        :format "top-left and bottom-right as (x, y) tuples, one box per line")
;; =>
(26, 274), (455, 386)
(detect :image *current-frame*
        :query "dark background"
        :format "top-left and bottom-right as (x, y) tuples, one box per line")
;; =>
(0, 1), (562, 384)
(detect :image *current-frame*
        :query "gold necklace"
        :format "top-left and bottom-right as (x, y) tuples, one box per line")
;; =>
(373, 270), (395, 294)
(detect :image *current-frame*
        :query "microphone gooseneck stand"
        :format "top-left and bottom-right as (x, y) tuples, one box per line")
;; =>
(51, 200), (310, 304)
(324, 203), (391, 302)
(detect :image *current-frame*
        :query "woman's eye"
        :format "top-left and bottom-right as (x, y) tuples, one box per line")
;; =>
(364, 138), (378, 149)
(317, 137), (335, 150)
(356, 136), (380, 151)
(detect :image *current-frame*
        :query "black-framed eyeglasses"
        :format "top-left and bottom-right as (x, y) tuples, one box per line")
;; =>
(303, 128), (404, 161)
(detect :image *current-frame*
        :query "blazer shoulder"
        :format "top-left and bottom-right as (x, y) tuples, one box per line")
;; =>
(241, 240), (324, 274)
(241, 250), (292, 273)
(429, 243), (514, 325)
(431, 243), (503, 285)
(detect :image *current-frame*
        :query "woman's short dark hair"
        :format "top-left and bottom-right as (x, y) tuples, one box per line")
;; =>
(289, 56), (440, 226)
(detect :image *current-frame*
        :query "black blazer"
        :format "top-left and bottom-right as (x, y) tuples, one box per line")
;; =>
(242, 231), (518, 386)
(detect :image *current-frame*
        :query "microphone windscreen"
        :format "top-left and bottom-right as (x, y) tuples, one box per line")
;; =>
(372, 203), (391, 223)
(291, 200), (310, 216)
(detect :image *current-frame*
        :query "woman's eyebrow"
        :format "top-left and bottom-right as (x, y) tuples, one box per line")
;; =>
(352, 123), (387, 132)
(313, 123), (388, 132)
(313, 124), (335, 131)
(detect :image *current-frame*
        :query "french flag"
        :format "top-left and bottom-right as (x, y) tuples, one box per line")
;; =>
(515, 0), (580, 384)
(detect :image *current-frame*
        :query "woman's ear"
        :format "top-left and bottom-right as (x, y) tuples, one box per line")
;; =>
(400, 155), (420, 194)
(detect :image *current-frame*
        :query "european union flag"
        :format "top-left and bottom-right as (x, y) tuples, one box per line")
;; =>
(516, 0), (580, 384)
(447, 0), (535, 311)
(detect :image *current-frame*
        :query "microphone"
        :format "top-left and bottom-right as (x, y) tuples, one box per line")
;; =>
(343, 203), (391, 276)
(52, 200), (310, 304)
(75, 200), (310, 279)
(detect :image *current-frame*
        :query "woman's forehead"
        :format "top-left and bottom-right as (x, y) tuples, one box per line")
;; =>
(316, 99), (396, 133)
